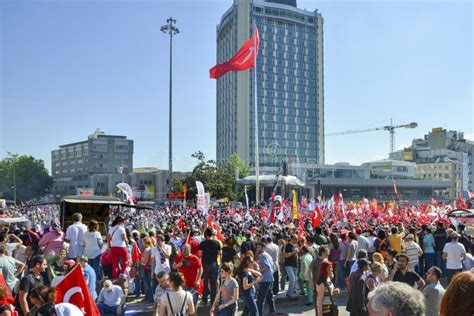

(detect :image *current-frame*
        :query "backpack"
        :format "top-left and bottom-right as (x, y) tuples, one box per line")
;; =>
(166, 292), (188, 316)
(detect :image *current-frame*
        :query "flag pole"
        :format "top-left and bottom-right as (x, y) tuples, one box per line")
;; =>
(253, 21), (260, 206)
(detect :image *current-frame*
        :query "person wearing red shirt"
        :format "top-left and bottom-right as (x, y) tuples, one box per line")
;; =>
(173, 244), (202, 308)
(187, 231), (201, 258)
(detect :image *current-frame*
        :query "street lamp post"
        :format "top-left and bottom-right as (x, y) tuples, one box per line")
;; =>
(161, 17), (179, 194)
(13, 163), (16, 205)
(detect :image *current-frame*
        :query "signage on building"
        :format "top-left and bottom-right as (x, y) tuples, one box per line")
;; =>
(77, 188), (94, 196)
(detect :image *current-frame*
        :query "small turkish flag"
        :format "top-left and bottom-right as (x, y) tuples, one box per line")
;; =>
(210, 27), (260, 79)
(55, 265), (100, 315)
(311, 206), (322, 228)
(132, 242), (142, 264)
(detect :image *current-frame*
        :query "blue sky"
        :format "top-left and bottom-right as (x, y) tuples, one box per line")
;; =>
(0, 0), (472, 173)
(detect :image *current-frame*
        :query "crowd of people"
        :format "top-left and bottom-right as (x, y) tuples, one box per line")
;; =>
(0, 199), (473, 316)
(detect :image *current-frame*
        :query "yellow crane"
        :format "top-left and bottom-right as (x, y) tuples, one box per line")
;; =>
(326, 119), (418, 153)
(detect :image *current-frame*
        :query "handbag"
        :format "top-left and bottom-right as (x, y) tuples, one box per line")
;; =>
(325, 281), (338, 316)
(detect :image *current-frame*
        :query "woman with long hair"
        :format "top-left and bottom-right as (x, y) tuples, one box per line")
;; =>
(28, 286), (49, 316)
(159, 272), (194, 316)
(107, 216), (129, 279)
(0, 286), (13, 316)
(140, 237), (154, 303)
(36, 287), (83, 316)
(371, 252), (389, 282)
(366, 262), (383, 292)
(211, 262), (239, 316)
(328, 233), (342, 288)
(81, 219), (103, 279)
(235, 255), (262, 316)
(222, 237), (238, 264)
(316, 261), (340, 316)
(439, 270), (474, 316)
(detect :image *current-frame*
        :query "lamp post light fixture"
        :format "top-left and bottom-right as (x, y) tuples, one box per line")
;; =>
(161, 17), (179, 194)
(7, 152), (18, 205)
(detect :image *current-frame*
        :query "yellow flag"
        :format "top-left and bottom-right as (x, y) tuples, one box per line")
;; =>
(292, 189), (298, 220)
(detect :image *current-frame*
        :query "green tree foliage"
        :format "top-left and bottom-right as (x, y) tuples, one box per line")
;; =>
(0, 154), (54, 203)
(180, 152), (249, 201)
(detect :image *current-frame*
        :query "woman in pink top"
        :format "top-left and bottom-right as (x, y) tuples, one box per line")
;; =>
(39, 222), (65, 261)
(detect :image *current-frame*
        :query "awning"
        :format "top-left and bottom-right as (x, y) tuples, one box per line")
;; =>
(447, 209), (474, 218)
(63, 195), (123, 205)
(237, 175), (305, 187)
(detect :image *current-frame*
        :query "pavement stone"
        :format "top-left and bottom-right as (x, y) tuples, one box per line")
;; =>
(124, 291), (350, 315)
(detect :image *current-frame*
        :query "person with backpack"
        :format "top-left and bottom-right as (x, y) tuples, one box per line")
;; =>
(373, 230), (390, 261)
(159, 272), (194, 316)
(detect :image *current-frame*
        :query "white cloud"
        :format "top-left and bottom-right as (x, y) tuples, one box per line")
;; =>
(464, 132), (474, 141)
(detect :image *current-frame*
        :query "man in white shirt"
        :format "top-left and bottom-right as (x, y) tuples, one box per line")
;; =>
(97, 279), (125, 316)
(65, 213), (87, 259)
(0, 232), (23, 257)
(443, 231), (466, 283)
(151, 234), (172, 279)
(265, 236), (280, 295)
(355, 228), (370, 253)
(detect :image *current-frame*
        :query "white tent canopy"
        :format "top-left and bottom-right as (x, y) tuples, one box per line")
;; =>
(237, 175), (305, 187)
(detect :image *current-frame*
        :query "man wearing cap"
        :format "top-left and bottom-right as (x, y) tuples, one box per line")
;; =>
(443, 231), (466, 283)
(65, 213), (87, 260)
(97, 279), (125, 316)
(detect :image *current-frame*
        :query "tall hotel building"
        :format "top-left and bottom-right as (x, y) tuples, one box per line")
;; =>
(216, 0), (324, 170)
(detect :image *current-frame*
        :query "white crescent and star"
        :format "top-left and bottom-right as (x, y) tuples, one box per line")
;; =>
(64, 287), (84, 303)
(235, 47), (255, 65)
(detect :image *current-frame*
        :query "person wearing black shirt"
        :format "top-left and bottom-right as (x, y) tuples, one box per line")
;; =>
(433, 222), (447, 275)
(388, 254), (425, 288)
(222, 237), (237, 264)
(198, 228), (222, 305)
(284, 235), (298, 298)
(240, 232), (257, 256)
(14, 255), (48, 316)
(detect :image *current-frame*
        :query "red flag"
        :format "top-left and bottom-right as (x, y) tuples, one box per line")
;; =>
(207, 218), (224, 241)
(0, 272), (14, 304)
(177, 218), (185, 233)
(132, 242), (141, 264)
(269, 192), (276, 223)
(297, 221), (305, 242)
(311, 206), (322, 228)
(184, 232), (191, 245)
(55, 265), (100, 315)
(210, 27), (260, 79)
(457, 192), (468, 209)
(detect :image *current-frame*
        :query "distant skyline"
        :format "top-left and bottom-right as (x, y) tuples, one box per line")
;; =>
(1, 0), (472, 173)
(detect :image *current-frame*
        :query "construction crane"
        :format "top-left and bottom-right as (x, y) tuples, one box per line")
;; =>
(326, 119), (418, 153)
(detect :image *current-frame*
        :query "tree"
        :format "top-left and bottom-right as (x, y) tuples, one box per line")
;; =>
(180, 152), (250, 201)
(0, 154), (54, 203)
